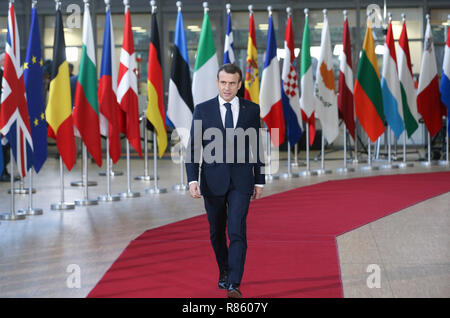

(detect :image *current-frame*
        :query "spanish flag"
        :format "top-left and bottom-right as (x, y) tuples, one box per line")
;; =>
(354, 18), (385, 142)
(45, 6), (76, 171)
(244, 11), (259, 104)
(145, 9), (167, 158)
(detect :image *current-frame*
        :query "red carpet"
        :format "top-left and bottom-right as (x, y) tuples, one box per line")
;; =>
(88, 172), (450, 298)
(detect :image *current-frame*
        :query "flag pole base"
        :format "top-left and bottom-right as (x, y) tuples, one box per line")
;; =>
(8, 188), (36, 194)
(134, 175), (157, 181)
(18, 207), (43, 216)
(360, 165), (380, 172)
(0, 212), (26, 221)
(420, 161), (438, 167)
(172, 184), (189, 191)
(75, 199), (98, 206)
(380, 163), (399, 170)
(398, 162), (414, 168)
(99, 170), (123, 176)
(146, 187), (167, 194)
(51, 202), (75, 210)
(298, 170), (318, 177)
(98, 194), (121, 202)
(119, 191), (140, 198)
(265, 174), (279, 182)
(438, 160), (449, 166)
(336, 167), (355, 174)
(280, 172), (299, 179)
(70, 180), (98, 187)
(312, 169), (332, 175)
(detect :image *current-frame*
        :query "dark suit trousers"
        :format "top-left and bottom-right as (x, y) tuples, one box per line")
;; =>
(203, 185), (251, 285)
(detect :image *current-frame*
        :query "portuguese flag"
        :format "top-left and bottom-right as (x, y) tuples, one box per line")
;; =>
(73, 1), (102, 167)
(145, 10), (167, 158)
(45, 6), (76, 171)
(354, 19), (385, 142)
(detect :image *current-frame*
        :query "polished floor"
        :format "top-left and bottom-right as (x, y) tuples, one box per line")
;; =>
(0, 145), (448, 298)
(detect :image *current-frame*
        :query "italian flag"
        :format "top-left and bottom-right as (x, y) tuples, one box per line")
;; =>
(192, 6), (218, 106)
(73, 2), (102, 167)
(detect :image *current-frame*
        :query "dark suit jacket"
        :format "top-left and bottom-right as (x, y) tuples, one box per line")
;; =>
(186, 96), (265, 196)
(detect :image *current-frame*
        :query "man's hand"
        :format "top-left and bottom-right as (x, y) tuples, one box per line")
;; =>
(251, 186), (263, 200)
(189, 182), (202, 199)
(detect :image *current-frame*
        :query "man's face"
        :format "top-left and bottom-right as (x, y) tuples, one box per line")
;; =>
(217, 71), (242, 102)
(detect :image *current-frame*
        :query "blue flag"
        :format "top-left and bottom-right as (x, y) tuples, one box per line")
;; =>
(24, 6), (47, 173)
(0, 142), (3, 175)
(223, 10), (235, 64)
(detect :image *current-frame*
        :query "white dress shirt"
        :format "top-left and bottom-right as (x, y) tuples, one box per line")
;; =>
(189, 96), (263, 188)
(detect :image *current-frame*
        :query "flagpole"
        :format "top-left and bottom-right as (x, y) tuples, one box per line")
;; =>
(147, 131), (167, 194)
(0, 149), (26, 220)
(265, 126), (279, 181)
(172, 144), (188, 191)
(281, 141), (298, 179)
(361, 137), (379, 171)
(381, 128), (399, 169)
(299, 123), (315, 176)
(120, 140), (140, 198)
(74, 144), (98, 205)
(337, 123), (355, 173)
(71, 141), (97, 187)
(135, 115), (155, 181)
(98, 135), (120, 202)
(18, 168), (43, 215)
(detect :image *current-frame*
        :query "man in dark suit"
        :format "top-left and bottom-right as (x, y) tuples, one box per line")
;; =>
(186, 63), (265, 298)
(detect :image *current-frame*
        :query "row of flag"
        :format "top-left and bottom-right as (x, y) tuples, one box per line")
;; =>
(0, 2), (449, 179)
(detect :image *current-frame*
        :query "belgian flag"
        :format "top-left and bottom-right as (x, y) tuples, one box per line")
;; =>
(45, 6), (76, 171)
(145, 10), (167, 158)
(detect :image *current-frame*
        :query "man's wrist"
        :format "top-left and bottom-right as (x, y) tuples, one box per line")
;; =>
(255, 184), (264, 188)
(189, 181), (198, 186)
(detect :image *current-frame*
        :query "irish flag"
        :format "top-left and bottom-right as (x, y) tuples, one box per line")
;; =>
(192, 3), (218, 106)
(73, 1), (102, 167)
(417, 16), (443, 138)
(354, 17), (385, 142)
(397, 17), (419, 138)
(381, 19), (404, 139)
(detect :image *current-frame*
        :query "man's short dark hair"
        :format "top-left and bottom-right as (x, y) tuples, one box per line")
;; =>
(217, 63), (242, 83)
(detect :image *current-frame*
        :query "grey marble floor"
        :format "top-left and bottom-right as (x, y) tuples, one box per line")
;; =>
(0, 148), (448, 298)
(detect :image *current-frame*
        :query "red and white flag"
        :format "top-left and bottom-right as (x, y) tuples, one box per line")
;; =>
(117, 5), (142, 157)
(417, 16), (443, 138)
(0, 3), (33, 178)
(337, 14), (355, 140)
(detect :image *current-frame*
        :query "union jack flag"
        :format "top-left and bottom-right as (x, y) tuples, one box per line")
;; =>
(0, 3), (33, 178)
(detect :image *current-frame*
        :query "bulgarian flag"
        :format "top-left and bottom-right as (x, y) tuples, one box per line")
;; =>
(244, 9), (259, 104)
(354, 17), (385, 143)
(145, 9), (167, 158)
(73, 1), (102, 167)
(417, 16), (443, 138)
(397, 17), (419, 138)
(192, 3), (218, 106)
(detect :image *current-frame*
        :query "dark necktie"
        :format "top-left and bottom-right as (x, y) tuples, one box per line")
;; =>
(224, 102), (233, 129)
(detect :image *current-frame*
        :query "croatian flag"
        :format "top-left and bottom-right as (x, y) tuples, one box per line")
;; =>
(0, 3), (33, 178)
(441, 21), (450, 135)
(223, 6), (235, 64)
(260, 11), (285, 147)
(281, 13), (302, 146)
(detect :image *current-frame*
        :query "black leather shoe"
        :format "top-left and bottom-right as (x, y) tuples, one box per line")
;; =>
(218, 271), (229, 290)
(227, 284), (242, 298)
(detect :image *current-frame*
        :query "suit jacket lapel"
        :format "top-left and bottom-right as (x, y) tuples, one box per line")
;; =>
(236, 97), (248, 130)
(212, 96), (225, 132)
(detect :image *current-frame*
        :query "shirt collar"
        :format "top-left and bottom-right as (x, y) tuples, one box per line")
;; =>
(218, 95), (239, 108)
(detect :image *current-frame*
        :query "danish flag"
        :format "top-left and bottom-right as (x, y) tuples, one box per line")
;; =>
(0, 3), (33, 178)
